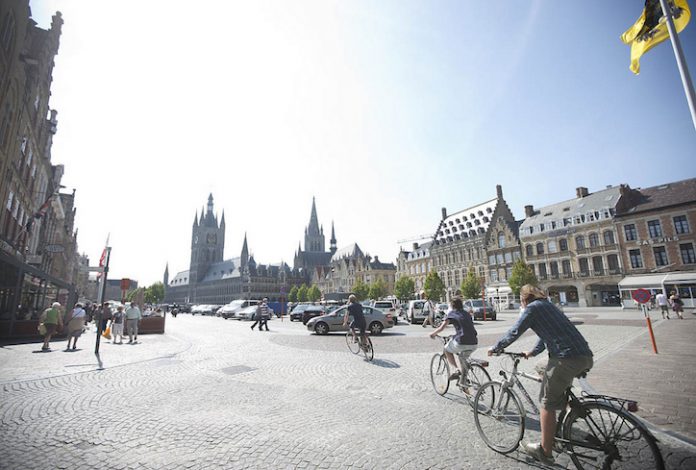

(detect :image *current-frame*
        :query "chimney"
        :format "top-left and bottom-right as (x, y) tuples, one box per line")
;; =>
(496, 184), (503, 199)
(412, 242), (419, 250)
(524, 205), (534, 217)
(441, 207), (447, 219)
(576, 187), (589, 198)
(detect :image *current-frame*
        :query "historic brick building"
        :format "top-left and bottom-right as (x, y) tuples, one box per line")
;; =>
(396, 241), (433, 295)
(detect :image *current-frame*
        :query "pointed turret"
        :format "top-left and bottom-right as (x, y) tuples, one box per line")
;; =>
(330, 221), (337, 254)
(163, 263), (170, 286)
(207, 193), (214, 213)
(304, 197), (325, 253)
(193, 210), (199, 227)
(241, 233), (249, 268)
(220, 210), (226, 228)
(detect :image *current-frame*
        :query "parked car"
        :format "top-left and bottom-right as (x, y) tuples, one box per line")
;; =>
(371, 300), (399, 323)
(463, 299), (496, 321)
(406, 300), (426, 324)
(235, 305), (260, 321)
(301, 307), (325, 325)
(289, 304), (313, 322)
(219, 299), (259, 319)
(305, 305), (394, 335)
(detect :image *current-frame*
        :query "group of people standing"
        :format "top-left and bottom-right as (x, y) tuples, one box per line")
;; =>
(39, 301), (143, 351)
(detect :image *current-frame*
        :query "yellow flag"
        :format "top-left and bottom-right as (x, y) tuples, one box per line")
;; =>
(621, 0), (691, 74)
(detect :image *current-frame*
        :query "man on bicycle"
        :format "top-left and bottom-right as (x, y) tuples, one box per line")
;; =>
(343, 294), (367, 346)
(430, 296), (477, 387)
(488, 284), (593, 465)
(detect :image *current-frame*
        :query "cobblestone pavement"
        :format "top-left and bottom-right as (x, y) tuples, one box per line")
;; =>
(1, 308), (694, 469)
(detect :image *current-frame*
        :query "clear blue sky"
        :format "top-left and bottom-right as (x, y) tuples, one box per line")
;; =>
(28, 0), (696, 286)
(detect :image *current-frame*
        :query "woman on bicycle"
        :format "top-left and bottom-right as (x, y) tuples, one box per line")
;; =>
(429, 296), (478, 384)
(488, 284), (593, 465)
(343, 295), (367, 345)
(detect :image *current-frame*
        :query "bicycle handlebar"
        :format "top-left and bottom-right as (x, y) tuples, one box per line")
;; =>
(490, 350), (527, 358)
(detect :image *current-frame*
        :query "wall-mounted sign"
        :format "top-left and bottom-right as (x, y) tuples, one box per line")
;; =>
(44, 244), (65, 253)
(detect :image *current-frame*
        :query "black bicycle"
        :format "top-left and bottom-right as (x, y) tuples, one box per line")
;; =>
(473, 351), (664, 469)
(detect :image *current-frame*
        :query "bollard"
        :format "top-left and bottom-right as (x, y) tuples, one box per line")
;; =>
(642, 304), (659, 354)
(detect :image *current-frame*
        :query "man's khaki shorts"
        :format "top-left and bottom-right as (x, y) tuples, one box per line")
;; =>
(540, 356), (593, 410)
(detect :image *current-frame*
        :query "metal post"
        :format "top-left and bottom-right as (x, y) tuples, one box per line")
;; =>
(659, 0), (696, 130)
(481, 286), (486, 321)
(642, 303), (659, 354)
(94, 247), (111, 355)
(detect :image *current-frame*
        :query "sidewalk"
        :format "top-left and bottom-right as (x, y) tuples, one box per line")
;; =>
(0, 325), (188, 384)
(587, 313), (696, 443)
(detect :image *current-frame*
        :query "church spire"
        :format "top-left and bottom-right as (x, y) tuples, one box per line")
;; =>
(241, 232), (249, 268)
(220, 210), (226, 228)
(308, 196), (320, 234)
(330, 221), (337, 254)
(193, 210), (198, 227)
(207, 193), (214, 213)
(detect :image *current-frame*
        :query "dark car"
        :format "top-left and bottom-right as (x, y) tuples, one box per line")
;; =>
(289, 304), (313, 322)
(301, 307), (325, 325)
(463, 299), (496, 321)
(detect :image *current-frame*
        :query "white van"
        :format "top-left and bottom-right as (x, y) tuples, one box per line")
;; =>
(219, 299), (259, 319)
(407, 300), (427, 324)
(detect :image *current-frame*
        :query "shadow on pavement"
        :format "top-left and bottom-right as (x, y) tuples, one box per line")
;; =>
(368, 359), (400, 368)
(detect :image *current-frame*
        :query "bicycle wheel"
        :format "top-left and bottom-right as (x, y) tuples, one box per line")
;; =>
(361, 336), (374, 361)
(474, 381), (525, 454)
(430, 354), (450, 396)
(563, 402), (664, 470)
(465, 363), (491, 396)
(345, 330), (360, 354)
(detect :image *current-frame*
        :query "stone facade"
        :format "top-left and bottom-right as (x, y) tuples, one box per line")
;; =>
(164, 195), (304, 305)
(396, 241), (432, 295)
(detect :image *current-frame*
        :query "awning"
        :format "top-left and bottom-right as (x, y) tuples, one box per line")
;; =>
(618, 272), (696, 289)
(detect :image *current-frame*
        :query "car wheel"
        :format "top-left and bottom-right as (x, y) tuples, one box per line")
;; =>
(314, 322), (329, 335)
(369, 322), (383, 335)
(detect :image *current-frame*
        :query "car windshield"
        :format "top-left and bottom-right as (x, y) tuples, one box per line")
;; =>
(469, 300), (493, 308)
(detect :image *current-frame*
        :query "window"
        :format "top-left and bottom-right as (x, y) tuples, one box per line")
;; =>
(536, 242), (544, 255)
(539, 224), (545, 232)
(550, 261), (559, 276)
(629, 249), (643, 268)
(579, 258), (589, 274)
(647, 220), (662, 238)
(589, 233), (600, 247)
(548, 240), (557, 253)
(607, 254), (620, 271)
(496, 253), (504, 264)
(653, 246), (668, 267)
(490, 270), (498, 282)
(525, 245), (533, 257)
(538, 263), (547, 278)
(488, 255), (496, 265)
(592, 256), (604, 275)
(563, 217), (572, 227)
(680, 243), (695, 264)
(624, 224), (637, 241)
(576, 235), (585, 249)
(498, 232), (506, 248)
(562, 259), (571, 275)
(603, 230), (615, 245)
(559, 239), (568, 252)
(504, 252), (512, 263)
(674, 215), (690, 234)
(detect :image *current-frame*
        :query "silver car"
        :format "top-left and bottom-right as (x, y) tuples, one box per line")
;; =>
(305, 305), (394, 335)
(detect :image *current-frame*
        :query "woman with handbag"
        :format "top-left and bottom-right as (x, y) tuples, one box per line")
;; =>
(40, 302), (63, 351)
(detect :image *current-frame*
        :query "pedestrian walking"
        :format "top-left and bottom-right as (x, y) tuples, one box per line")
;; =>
(100, 303), (113, 332)
(65, 303), (86, 350)
(111, 306), (125, 344)
(259, 298), (270, 331)
(655, 291), (670, 319)
(670, 291), (685, 320)
(125, 302), (142, 343)
(421, 294), (437, 328)
(40, 302), (63, 351)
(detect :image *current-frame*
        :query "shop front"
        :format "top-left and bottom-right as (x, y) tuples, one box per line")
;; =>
(618, 272), (696, 309)
(0, 250), (75, 339)
(546, 285), (579, 307)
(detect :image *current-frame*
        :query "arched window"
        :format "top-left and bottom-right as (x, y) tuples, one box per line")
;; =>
(536, 242), (544, 255)
(559, 238), (568, 251)
(603, 230), (615, 245)
(548, 240), (557, 253)
(498, 232), (506, 248)
(576, 235), (586, 250)
(526, 244), (533, 257)
(589, 233), (600, 247)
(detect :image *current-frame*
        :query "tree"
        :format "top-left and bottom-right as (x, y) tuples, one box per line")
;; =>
(508, 260), (538, 296)
(144, 282), (164, 304)
(394, 276), (415, 301)
(424, 271), (445, 302)
(352, 279), (369, 301)
(368, 278), (387, 300)
(308, 285), (322, 302)
(297, 284), (308, 302)
(288, 285), (298, 303)
(460, 268), (481, 299)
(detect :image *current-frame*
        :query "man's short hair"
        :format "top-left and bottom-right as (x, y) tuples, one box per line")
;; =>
(348, 294), (357, 303)
(450, 296), (463, 311)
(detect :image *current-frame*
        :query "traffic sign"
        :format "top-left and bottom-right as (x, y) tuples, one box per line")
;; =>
(632, 288), (651, 304)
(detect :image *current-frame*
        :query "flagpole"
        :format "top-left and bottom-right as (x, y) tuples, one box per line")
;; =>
(659, 0), (696, 130)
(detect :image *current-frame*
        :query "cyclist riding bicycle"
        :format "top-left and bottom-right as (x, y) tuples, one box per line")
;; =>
(488, 284), (593, 465)
(343, 294), (367, 346)
(430, 296), (478, 387)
